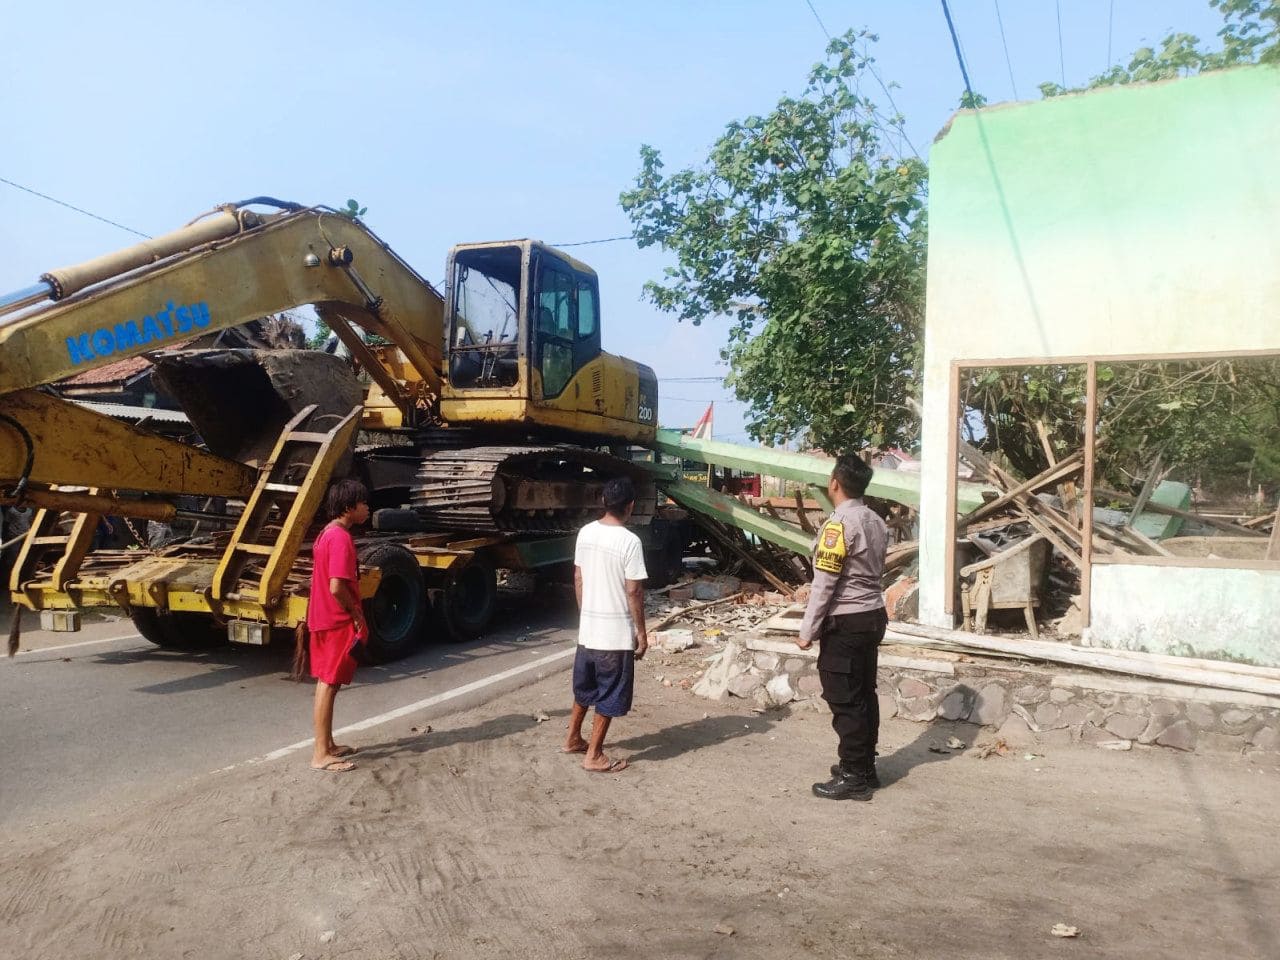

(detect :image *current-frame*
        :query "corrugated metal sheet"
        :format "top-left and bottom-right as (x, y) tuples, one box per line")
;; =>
(61, 354), (154, 386)
(75, 400), (190, 424)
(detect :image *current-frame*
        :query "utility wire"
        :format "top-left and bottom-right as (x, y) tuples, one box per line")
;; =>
(993, 0), (1019, 99)
(1055, 0), (1067, 86)
(1106, 0), (1115, 70)
(940, 0), (978, 104)
(0, 175), (151, 239)
(549, 234), (634, 247)
(658, 376), (724, 383)
(798, 0), (921, 160)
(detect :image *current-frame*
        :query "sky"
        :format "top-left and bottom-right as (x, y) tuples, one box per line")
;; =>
(0, 1), (1227, 443)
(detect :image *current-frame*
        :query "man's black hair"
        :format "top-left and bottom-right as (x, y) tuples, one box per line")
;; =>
(832, 453), (873, 499)
(602, 475), (636, 517)
(326, 478), (369, 520)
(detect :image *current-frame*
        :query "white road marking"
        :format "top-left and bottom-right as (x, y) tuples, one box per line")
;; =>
(12, 633), (144, 656)
(224, 645), (576, 769)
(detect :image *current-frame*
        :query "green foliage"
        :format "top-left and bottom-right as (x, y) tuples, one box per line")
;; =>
(1040, 0), (1278, 98)
(620, 31), (928, 451)
(337, 198), (368, 220)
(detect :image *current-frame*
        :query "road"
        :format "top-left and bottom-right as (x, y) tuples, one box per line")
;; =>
(0, 593), (578, 836)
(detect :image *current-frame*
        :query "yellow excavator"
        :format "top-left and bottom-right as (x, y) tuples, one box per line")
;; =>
(0, 199), (670, 658)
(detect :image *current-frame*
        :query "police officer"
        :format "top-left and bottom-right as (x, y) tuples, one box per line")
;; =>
(795, 453), (889, 801)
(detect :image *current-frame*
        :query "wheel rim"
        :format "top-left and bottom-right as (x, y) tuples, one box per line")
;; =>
(449, 565), (491, 628)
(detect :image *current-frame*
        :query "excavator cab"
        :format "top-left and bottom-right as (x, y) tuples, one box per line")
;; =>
(441, 240), (656, 443)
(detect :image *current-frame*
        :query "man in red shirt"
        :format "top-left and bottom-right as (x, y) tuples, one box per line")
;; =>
(308, 479), (369, 773)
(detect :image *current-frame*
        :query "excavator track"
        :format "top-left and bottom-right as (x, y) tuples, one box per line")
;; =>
(410, 445), (655, 534)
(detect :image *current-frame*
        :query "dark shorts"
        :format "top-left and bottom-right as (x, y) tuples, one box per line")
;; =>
(572, 646), (635, 718)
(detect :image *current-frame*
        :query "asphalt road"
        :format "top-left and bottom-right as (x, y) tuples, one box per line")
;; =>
(0, 593), (579, 837)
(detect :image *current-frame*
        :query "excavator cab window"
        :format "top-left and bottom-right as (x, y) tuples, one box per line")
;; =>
(449, 247), (521, 389)
(534, 257), (601, 400)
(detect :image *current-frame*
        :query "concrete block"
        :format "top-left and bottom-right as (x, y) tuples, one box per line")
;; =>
(1105, 714), (1147, 741)
(1155, 720), (1197, 752)
(654, 629), (696, 652)
(693, 576), (741, 601)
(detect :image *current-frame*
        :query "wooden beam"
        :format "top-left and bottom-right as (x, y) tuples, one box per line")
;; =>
(1094, 487), (1267, 538)
(1081, 361), (1097, 629)
(959, 453), (1084, 528)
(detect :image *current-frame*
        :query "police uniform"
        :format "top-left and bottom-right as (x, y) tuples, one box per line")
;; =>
(798, 497), (889, 785)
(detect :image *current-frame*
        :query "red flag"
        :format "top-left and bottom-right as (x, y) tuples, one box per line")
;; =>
(690, 403), (713, 440)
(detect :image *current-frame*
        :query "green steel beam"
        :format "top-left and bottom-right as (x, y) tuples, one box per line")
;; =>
(651, 429), (992, 513)
(655, 476), (814, 555)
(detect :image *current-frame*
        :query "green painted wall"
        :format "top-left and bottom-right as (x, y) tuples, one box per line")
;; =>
(917, 66), (1280, 651)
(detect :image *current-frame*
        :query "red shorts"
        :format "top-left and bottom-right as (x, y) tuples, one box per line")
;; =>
(310, 622), (363, 686)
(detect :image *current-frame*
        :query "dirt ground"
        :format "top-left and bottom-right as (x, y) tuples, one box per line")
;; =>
(2, 644), (1277, 960)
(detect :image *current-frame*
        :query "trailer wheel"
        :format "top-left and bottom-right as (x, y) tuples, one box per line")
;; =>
(131, 609), (225, 650)
(437, 557), (497, 641)
(357, 543), (429, 663)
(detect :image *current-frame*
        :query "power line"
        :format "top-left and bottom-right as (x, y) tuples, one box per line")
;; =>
(993, 0), (1019, 99)
(940, 0), (978, 104)
(798, 0), (921, 160)
(1055, 0), (1066, 87)
(0, 175), (151, 239)
(658, 376), (723, 383)
(1106, 0), (1115, 70)
(549, 234), (634, 248)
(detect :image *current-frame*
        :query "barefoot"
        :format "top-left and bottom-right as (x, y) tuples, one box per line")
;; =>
(311, 755), (356, 773)
(582, 754), (628, 773)
(562, 737), (589, 754)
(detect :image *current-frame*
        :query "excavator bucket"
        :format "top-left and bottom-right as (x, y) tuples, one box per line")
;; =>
(151, 349), (363, 468)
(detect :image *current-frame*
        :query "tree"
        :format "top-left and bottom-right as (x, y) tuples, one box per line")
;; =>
(1039, 0), (1278, 97)
(308, 199), (371, 348)
(619, 31), (928, 452)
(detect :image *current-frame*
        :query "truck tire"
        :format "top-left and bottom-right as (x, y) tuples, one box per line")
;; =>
(358, 542), (429, 663)
(436, 557), (497, 642)
(131, 608), (225, 650)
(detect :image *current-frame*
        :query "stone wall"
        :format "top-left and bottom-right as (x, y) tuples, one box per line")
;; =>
(694, 636), (1280, 756)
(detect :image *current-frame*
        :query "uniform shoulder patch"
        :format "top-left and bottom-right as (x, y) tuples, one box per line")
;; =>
(814, 519), (846, 574)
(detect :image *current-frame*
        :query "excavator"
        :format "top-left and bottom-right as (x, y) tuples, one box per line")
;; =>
(0, 199), (671, 659)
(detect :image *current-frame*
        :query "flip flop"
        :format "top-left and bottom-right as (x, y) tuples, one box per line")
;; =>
(561, 743), (589, 754)
(584, 757), (628, 773)
(332, 745), (357, 757)
(311, 758), (356, 773)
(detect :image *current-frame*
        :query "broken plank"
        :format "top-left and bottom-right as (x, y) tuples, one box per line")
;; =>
(1094, 487), (1267, 539)
(960, 453), (1084, 528)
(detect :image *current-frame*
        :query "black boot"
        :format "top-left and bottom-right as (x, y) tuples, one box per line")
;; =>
(829, 760), (880, 789)
(812, 767), (873, 801)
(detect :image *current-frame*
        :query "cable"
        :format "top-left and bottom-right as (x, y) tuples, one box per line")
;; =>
(1106, 0), (1115, 70)
(1056, 0), (1066, 87)
(0, 413), (34, 499)
(0, 175), (150, 239)
(658, 376), (724, 383)
(993, 0), (1019, 99)
(940, 0), (978, 103)
(798, 0), (921, 160)
(549, 234), (633, 247)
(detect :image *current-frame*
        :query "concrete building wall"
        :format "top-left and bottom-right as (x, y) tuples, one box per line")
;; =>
(1088, 565), (1280, 666)
(918, 66), (1280, 653)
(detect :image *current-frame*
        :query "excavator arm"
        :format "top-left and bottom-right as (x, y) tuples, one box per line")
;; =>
(0, 203), (446, 509)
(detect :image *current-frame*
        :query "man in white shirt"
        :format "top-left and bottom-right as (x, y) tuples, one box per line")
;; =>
(563, 476), (648, 773)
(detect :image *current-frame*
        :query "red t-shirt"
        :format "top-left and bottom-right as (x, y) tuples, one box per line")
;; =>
(308, 523), (358, 630)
